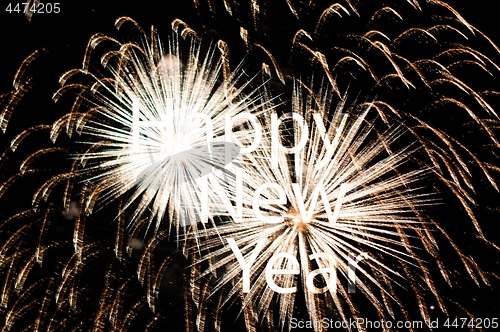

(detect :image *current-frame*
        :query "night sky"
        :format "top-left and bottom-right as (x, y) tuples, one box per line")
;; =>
(1, 1), (499, 331)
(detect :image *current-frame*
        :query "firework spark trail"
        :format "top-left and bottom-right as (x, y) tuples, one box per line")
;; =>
(200, 1), (500, 154)
(185, 82), (445, 330)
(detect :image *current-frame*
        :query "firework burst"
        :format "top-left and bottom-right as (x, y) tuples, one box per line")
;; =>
(187, 82), (445, 330)
(48, 17), (271, 236)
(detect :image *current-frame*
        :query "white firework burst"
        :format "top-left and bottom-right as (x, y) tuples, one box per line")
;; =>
(53, 18), (268, 235)
(188, 81), (439, 330)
